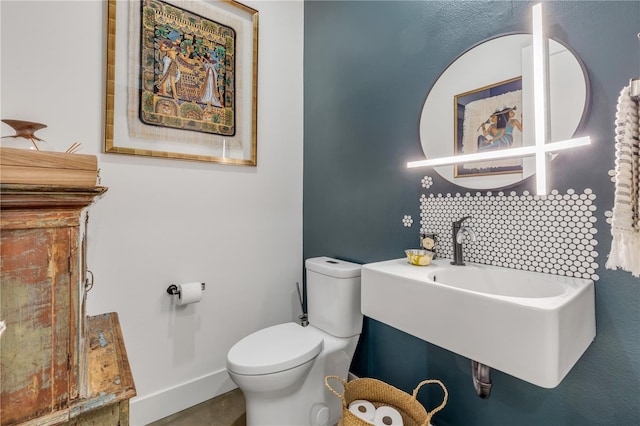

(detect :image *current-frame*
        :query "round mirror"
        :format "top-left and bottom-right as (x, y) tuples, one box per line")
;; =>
(419, 33), (589, 190)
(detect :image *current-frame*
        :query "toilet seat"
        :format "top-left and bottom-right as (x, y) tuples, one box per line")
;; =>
(227, 322), (323, 375)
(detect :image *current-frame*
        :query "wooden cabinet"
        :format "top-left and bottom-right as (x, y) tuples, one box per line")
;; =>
(64, 313), (135, 426)
(8, 313), (136, 426)
(0, 184), (135, 425)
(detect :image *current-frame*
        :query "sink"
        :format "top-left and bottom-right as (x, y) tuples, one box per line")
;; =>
(361, 258), (596, 388)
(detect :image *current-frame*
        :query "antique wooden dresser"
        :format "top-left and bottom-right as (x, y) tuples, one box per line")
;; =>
(0, 149), (136, 425)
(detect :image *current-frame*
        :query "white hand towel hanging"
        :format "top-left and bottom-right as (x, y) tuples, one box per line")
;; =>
(606, 83), (640, 276)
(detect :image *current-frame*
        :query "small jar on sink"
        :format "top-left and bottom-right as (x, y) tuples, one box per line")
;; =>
(420, 232), (437, 258)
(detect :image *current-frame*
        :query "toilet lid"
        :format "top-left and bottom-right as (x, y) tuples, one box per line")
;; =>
(227, 323), (323, 375)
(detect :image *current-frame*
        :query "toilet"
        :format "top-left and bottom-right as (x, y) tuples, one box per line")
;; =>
(226, 257), (363, 426)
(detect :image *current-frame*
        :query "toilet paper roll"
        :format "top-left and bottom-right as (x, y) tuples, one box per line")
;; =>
(348, 400), (376, 422)
(373, 406), (403, 426)
(177, 282), (203, 305)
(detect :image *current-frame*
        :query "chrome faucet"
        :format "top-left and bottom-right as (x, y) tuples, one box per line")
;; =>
(451, 216), (476, 266)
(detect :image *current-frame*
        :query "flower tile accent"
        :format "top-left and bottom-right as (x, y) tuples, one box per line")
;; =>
(421, 175), (434, 189)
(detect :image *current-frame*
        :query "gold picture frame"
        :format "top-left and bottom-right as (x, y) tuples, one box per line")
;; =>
(105, 0), (258, 165)
(453, 77), (523, 178)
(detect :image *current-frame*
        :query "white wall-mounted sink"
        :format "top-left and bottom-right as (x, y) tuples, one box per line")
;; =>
(361, 258), (596, 388)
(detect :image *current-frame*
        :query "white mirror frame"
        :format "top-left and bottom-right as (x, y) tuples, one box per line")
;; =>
(410, 22), (590, 192)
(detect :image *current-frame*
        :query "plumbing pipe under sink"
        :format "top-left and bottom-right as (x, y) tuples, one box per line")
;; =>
(472, 360), (492, 399)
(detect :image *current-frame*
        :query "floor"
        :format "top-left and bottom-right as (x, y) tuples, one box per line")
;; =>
(148, 388), (246, 426)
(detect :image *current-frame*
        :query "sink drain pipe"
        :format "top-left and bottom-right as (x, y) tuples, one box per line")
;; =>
(472, 360), (492, 398)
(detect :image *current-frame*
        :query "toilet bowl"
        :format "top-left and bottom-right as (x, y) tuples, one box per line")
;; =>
(226, 257), (362, 426)
(227, 322), (322, 395)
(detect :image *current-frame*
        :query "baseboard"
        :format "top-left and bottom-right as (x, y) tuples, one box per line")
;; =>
(129, 368), (237, 426)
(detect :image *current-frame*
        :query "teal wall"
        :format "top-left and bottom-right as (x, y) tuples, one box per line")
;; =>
(304, 1), (640, 425)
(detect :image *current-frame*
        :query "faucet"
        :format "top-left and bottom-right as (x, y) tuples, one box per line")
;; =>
(451, 216), (476, 266)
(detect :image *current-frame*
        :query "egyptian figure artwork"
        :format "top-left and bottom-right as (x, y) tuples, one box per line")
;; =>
(454, 77), (523, 178)
(139, 0), (235, 136)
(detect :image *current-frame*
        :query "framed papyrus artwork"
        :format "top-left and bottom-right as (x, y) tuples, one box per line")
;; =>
(105, 0), (258, 165)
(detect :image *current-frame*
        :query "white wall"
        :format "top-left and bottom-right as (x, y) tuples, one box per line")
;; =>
(0, 1), (304, 424)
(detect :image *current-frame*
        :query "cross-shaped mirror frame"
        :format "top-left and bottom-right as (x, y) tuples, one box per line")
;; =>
(407, 3), (591, 195)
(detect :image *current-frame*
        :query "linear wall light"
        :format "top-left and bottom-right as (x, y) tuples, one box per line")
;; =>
(532, 2), (550, 195)
(406, 136), (590, 169)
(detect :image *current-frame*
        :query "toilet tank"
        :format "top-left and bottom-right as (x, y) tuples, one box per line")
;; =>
(305, 257), (363, 338)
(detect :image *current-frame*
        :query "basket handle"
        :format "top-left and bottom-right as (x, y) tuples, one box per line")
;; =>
(411, 379), (449, 426)
(324, 375), (348, 401)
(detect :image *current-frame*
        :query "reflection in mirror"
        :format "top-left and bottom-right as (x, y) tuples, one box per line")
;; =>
(416, 33), (589, 190)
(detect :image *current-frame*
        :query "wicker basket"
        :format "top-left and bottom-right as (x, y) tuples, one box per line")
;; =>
(325, 376), (448, 426)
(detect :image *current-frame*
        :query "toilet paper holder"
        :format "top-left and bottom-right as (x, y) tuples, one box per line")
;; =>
(166, 283), (206, 296)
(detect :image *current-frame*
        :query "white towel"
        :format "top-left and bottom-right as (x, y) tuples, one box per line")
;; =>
(606, 83), (640, 277)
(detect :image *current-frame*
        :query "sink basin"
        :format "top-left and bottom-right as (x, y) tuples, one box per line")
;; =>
(427, 266), (566, 298)
(361, 258), (595, 388)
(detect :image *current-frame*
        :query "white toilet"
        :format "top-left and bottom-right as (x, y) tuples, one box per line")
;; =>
(226, 257), (363, 426)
